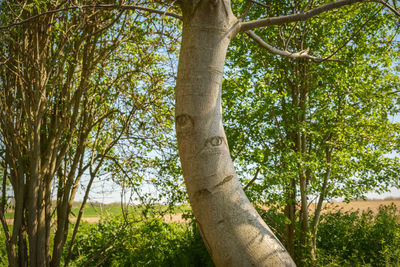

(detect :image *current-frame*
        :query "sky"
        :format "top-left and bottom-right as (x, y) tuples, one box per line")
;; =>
(75, 177), (400, 204)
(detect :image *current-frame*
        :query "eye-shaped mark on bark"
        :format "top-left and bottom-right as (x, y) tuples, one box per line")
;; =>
(176, 114), (193, 129)
(208, 136), (223, 147)
(175, 114), (194, 138)
(195, 136), (226, 158)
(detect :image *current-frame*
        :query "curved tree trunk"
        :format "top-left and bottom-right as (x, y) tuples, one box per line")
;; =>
(175, 0), (295, 266)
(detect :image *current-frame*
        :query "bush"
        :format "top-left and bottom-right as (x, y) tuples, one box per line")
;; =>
(0, 227), (7, 266)
(316, 204), (400, 266)
(67, 215), (213, 267)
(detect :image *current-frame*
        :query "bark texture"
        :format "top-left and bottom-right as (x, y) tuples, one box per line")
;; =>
(175, 0), (295, 266)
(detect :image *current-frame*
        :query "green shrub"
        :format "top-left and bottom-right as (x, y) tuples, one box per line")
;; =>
(316, 204), (400, 266)
(67, 215), (213, 267)
(0, 227), (7, 266)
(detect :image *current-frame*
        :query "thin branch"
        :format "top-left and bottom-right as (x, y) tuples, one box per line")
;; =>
(0, 208), (10, 244)
(240, 0), (371, 32)
(244, 167), (260, 191)
(238, 4), (252, 20)
(376, 0), (400, 16)
(246, 0), (271, 9)
(285, 0), (313, 51)
(246, 30), (343, 62)
(320, 5), (383, 62)
(0, 4), (182, 30)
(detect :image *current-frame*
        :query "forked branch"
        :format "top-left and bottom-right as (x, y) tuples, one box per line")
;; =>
(239, 0), (400, 32)
(376, 0), (400, 16)
(246, 30), (343, 62)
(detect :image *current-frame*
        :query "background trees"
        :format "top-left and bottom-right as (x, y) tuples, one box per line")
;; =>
(0, 1), (178, 266)
(224, 0), (400, 263)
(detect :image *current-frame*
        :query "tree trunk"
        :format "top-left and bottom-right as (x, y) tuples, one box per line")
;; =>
(284, 179), (296, 258)
(175, 1), (295, 266)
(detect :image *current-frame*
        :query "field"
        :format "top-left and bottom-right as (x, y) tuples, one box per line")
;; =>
(4, 203), (192, 224)
(4, 199), (400, 225)
(310, 199), (400, 214)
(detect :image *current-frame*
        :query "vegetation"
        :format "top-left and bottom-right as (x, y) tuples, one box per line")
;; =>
(2, 203), (399, 266)
(316, 204), (400, 266)
(0, 1), (178, 266)
(67, 216), (213, 267)
(224, 1), (400, 263)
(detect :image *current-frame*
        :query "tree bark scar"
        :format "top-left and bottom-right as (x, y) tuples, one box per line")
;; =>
(214, 175), (233, 188)
(176, 114), (193, 138)
(208, 136), (223, 146)
(195, 136), (227, 158)
(176, 114), (193, 128)
(194, 188), (211, 199)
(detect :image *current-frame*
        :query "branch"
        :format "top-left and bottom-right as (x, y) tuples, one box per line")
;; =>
(285, 0), (313, 51)
(319, 5), (383, 62)
(246, 0), (271, 9)
(244, 167), (260, 191)
(246, 30), (343, 62)
(0, 4), (182, 30)
(376, 0), (400, 17)
(240, 0), (370, 32)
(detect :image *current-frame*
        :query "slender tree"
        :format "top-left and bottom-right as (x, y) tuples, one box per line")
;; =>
(0, 1), (176, 266)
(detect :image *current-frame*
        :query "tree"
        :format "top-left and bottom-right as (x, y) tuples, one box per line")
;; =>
(1, 0), (399, 266)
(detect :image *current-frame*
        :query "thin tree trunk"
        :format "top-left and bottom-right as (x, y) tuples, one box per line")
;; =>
(17, 228), (28, 267)
(284, 178), (296, 258)
(311, 148), (332, 259)
(298, 61), (311, 262)
(175, 1), (295, 266)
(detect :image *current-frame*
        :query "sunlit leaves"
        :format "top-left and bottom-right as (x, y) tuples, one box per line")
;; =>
(225, 0), (400, 204)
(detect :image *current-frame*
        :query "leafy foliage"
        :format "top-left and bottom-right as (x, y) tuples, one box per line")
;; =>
(68, 215), (213, 267)
(316, 204), (400, 266)
(64, 203), (400, 267)
(224, 0), (400, 262)
(226, 0), (400, 204)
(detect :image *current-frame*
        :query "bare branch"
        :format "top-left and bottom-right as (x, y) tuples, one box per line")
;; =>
(320, 5), (383, 62)
(246, 30), (343, 62)
(246, 0), (271, 9)
(244, 167), (260, 191)
(285, 0), (313, 51)
(240, 0), (371, 32)
(376, 0), (400, 17)
(0, 4), (182, 31)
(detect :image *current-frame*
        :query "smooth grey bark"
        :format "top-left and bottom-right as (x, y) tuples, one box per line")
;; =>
(175, 0), (295, 266)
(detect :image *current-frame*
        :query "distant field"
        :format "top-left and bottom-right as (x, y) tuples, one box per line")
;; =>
(3, 200), (400, 225)
(314, 199), (400, 214)
(4, 203), (191, 224)
(70, 204), (191, 218)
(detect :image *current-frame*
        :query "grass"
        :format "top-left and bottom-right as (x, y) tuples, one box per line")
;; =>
(71, 203), (191, 218)
(4, 203), (192, 220)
